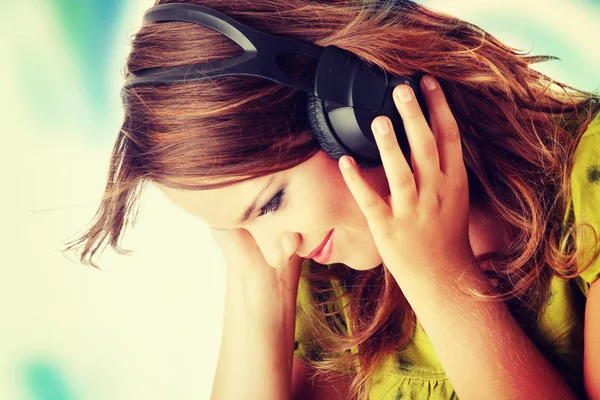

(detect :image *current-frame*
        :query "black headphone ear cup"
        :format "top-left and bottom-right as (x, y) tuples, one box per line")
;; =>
(306, 92), (382, 169)
(306, 92), (351, 162)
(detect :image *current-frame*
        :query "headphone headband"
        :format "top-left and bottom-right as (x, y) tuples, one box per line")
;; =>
(123, 2), (429, 166)
(124, 3), (323, 92)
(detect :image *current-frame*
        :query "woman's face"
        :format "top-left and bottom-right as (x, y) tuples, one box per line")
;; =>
(157, 150), (392, 271)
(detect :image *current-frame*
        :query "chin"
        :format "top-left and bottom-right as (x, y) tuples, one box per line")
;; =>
(344, 257), (383, 271)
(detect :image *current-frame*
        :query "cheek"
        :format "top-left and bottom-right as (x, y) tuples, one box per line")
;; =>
(321, 185), (355, 223)
(309, 164), (355, 223)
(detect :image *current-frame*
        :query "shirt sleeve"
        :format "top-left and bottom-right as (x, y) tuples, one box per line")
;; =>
(571, 116), (600, 297)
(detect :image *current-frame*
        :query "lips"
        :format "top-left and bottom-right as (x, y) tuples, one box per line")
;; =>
(305, 229), (334, 259)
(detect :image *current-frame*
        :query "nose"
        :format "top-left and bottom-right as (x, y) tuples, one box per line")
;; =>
(252, 231), (300, 269)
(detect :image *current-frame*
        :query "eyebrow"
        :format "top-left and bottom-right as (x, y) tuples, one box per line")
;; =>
(212, 176), (276, 231)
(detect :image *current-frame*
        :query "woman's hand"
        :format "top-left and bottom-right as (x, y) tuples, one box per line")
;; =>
(208, 231), (302, 400)
(210, 227), (303, 293)
(339, 75), (476, 279)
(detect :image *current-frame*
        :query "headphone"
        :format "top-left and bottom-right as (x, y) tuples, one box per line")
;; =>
(124, 3), (430, 169)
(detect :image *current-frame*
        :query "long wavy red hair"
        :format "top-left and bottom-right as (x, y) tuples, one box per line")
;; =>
(62, 1), (600, 398)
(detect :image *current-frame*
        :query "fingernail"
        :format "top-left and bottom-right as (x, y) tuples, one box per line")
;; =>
(422, 75), (437, 91)
(340, 156), (353, 170)
(395, 85), (413, 103)
(374, 118), (389, 136)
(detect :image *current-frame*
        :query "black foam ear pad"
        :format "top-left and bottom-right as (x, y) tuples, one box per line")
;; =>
(306, 92), (382, 169)
(305, 92), (349, 161)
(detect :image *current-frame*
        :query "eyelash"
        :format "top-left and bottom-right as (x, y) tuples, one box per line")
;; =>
(258, 189), (285, 217)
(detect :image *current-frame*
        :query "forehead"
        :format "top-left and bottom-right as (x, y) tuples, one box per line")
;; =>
(154, 150), (333, 228)
(156, 175), (274, 228)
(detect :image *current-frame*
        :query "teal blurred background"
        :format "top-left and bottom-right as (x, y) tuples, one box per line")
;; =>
(4, 1), (599, 399)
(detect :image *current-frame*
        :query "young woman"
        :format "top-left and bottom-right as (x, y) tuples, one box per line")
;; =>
(63, 1), (600, 399)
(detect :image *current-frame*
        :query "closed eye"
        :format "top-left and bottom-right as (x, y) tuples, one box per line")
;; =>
(258, 189), (285, 217)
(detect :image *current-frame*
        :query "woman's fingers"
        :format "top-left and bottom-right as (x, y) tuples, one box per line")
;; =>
(339, 156), (391, 230)
(392, 83), (441, 202)
(370, 116), (417, 214)
(419, 76), (466, 182)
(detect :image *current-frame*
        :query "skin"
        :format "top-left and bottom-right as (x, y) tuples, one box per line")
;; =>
(156, 149), (509, 271)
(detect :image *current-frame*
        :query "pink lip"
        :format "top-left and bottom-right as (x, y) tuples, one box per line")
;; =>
(306, 230), (334, 262)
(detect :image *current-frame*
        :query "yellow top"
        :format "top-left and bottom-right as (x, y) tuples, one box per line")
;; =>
(294, 111), (600, 399)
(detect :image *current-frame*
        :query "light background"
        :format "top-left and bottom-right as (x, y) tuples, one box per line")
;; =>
(3, 1), (599, 399)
